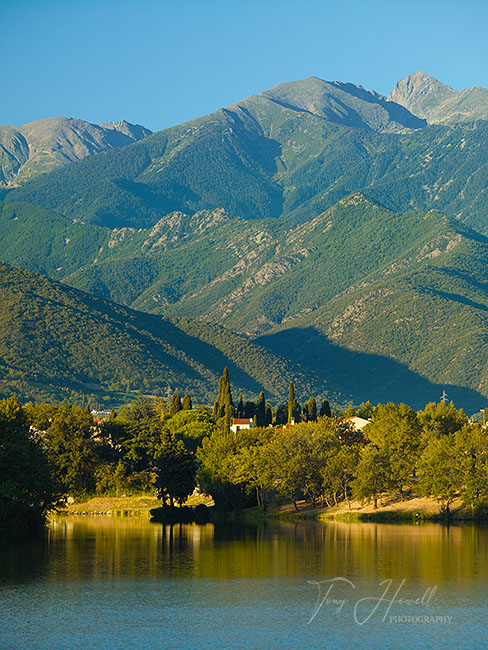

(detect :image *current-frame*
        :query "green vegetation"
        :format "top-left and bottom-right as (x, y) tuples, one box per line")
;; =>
(0, 397), (61, 529)
(4, 366), (488, 527)
(1, 82), (488, 412)
(212, 367), (234, 432)
(0, 262), (338, 406)
(196, 397), (488, 519)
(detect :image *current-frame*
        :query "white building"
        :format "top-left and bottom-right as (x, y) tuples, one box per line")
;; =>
(230, 418), (252, 433)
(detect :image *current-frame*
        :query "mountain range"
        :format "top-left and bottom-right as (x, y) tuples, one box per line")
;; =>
(3, 73), (488, 232)
(2, 71), (488, 411)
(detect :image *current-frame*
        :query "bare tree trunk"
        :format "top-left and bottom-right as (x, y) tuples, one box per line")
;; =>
(256, 487), (264, 512)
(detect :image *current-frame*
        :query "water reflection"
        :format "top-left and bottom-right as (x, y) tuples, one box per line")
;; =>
(1, 517), (488, 587)
(1, 518), (488, 649)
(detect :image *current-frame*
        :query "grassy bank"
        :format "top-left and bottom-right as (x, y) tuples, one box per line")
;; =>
(60, 493), (213, 516)
(264, 493), (482, 523)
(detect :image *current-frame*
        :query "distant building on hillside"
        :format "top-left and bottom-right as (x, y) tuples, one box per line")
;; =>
(281, 418), (296, 430)
(231, 418), (252, 433)
(343, 416), (370, 431)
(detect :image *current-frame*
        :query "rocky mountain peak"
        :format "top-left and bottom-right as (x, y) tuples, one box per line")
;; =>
(389, 72), (488, 124)
(249, 76), (426, 132)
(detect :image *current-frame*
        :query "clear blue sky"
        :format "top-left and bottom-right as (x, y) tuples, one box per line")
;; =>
(2, 0), (487, 132)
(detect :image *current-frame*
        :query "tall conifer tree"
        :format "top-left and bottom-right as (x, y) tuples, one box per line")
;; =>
(169, 393), (183, 416)
(287, 381), (300, 423)
(237, 394), (244, 418)
(320, 399), (332, 418)
(182, 394), (192, 410)
(213, 368), (234, 431)
(255, 392), (266, 427)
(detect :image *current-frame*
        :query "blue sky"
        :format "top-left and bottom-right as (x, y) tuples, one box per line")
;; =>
(2, 0), (487, 132)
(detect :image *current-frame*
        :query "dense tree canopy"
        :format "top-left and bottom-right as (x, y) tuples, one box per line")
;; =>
(0, 397), (61, 529)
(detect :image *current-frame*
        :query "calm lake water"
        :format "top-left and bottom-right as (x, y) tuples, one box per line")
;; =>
(1, 516), (487, 649)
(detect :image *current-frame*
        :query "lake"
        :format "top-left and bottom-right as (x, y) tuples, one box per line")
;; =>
(1, 516), (487, 649)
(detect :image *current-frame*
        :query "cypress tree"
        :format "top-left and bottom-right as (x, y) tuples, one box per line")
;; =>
(182, 394), (192, 410)
(320, 399), (332, 418)
(213, 368), (234, 431)
(244, 401), (256, 419)
(169, 393), (183, 416)
(307, 397), (317, 422)
(275, 404), (288, 425)
(237, 394), (244, 418)
(287, 381), (300, 423)
(265, 404), (273, 427)
(255, 391), (266, 427)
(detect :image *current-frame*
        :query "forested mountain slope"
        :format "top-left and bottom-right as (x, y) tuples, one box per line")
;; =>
(0, 263), (338, 406)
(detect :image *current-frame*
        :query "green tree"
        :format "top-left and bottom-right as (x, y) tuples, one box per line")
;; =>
(123, 415), (165, 473)
(182, 394), (193, 411)
(306, 397), (317, 422)
(262, 422), (339, 510)
(255, 392), (266, 428)
(197, 429), (250, 512)
(319, 399), (332, 418)
(167, 408), (215, 453)
(94, 460), (127, 496)
(265, 403), (273, 427)
(236, 394), (245, 418)
(366, 403), (421, 499)
(418, 434), (459, 515)
(287, 381), (300, 423)
(154, 431), (196, 506)
(0, 397), (61, 528)
(220, 427), (274, 512)
(168, 393), (183, 416)
(352, 445), (392, 509)
(126, 398), (156, 423)
(43, 405), (97, 496)
(274, 404), (288, 425)
(212, 368), (234, 432)
(322, 445), (360, 508)
(454, 424), (488, 510)
(418, 401), (468, 444)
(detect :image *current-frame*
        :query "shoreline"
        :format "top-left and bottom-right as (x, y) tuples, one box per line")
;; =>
(54, 492), (488, 524)
(57, 494), (213, 517)
(262, 492), (487, 523)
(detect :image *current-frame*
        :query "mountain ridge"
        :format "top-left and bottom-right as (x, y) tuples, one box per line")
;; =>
(389, 71), (488, 124)
(0, 116), (151, 188)
(0, 261), (339, 406)
(5, 73), (488, 231)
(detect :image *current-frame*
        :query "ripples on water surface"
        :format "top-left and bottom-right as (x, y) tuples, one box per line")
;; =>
(1, 516), (487, 649)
